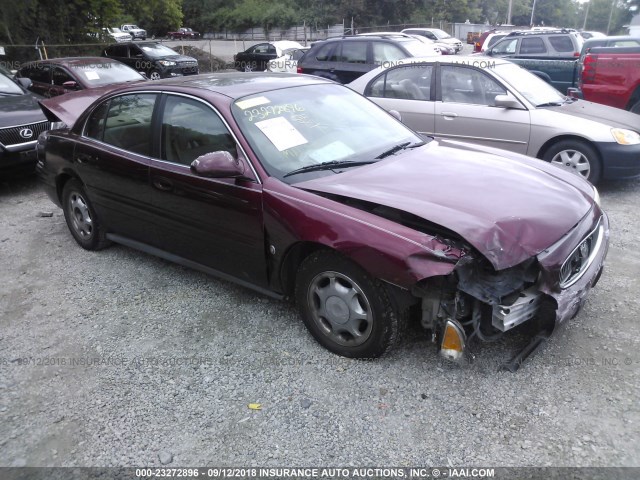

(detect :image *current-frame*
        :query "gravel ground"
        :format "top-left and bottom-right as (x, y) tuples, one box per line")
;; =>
(0, 173), (639, 468)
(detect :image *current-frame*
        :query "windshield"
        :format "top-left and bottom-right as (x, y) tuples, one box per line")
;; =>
(111, 27), (124, 33)
(232, 84), (422, 183)
(492, 62), (566, 106)
(76, 62), (144, 86)
(140, 44), (180, 58)
(431, 29), (451, 40)
(400, 39), (440, 56)
(0, 72), (23, 95)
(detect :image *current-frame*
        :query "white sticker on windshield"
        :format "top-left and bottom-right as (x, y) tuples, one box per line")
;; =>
(236, 96), (270, 110)
(306, 141), (355, 164)
(255, 117), (307, 151)
(84, 71), (100, 80)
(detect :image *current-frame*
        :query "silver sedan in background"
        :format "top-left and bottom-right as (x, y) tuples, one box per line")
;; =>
(348, 56), (640, 184)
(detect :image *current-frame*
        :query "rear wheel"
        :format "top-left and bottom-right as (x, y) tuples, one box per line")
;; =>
(543, 139), (601, 184)
(62, 179), (110, 250)
(149, 70), (161, 80)
(295, 251), (403, 358)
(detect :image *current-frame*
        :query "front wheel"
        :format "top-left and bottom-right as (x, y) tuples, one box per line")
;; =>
(542, 140), (601, 184)
(149, 70), (161, 80)
(62, 179), (110, 250)
(295, 251), (403, 358)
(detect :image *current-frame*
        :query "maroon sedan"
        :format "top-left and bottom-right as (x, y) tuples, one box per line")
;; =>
(36, 73), (609, 369)
(17, 57), (145, 98)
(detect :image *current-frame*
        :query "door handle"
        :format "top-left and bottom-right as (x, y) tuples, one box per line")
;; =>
(153, 178), (174, 192)
(441, 112), (458, 118)
(76, 153), (97, 164)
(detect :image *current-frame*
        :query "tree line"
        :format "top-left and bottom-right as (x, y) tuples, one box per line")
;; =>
(1, 0), (638, 45)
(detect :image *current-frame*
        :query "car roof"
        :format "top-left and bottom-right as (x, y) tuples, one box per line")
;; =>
(38, 73), (337, 127)
(132, 72), (333, 99)
(21, 57), (125, 67)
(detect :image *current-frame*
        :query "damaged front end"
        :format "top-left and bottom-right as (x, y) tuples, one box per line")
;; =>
(411, 212), (609, 371)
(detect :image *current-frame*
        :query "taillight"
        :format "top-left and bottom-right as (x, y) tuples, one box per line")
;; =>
(296, 66), (303, 74)
(582, 55), (597, 84)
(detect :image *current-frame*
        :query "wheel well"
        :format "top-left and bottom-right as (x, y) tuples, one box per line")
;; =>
(536, 135), (601, 161)
(278, 241), (331, 296)
(625, 84), (640, 110)
(55, 173), (78, 203)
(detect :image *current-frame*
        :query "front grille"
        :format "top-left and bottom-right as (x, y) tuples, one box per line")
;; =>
(0, 121), (50, 147)
(559, 218), (604, 288)
(180, 63), (198, 74)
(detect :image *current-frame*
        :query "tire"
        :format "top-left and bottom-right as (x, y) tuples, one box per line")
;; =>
(542, 139), (602, 184)
(149, 70), (161, 80)
(244, 63), (255, 72)
(62, 179), (110, 251)
(295, 251), (403, 358)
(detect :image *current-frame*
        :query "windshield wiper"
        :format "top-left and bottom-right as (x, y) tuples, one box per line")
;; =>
(283, 160), (377, 178)
(535, 101), (565, 107)
(375, 141), (425, 159)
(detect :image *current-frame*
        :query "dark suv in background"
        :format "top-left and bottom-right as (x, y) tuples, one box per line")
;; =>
(102, 42), (199, 80)
(297, 35), (440, 84)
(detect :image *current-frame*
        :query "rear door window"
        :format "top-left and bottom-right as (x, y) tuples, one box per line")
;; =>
(372, 42), (407, 64)
(368, 65), (433, 100)
(102, 94), (157, 156)
(339, 42), (368, 64)
(520, 37), (547, 55)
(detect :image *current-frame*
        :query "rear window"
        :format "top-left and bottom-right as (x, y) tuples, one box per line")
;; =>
(486, 34), (506, 49)
(548, 35), (575, 52)
(313, 43), (335, 61)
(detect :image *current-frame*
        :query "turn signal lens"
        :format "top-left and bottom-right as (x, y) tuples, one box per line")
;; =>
(611, 128), (640, 145)
(439, 320), (466, 362)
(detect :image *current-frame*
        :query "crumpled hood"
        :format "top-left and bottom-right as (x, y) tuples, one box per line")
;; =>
(548, 99), (640, 130)
(0, 93), (47, 128)
(296, 140), (595, 270)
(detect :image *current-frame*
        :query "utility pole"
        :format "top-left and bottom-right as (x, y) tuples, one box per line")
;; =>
(606, 0), (616, 35)
(582, 1), (590, 30)
(507, 0), (513, 24)
(530, 0), (537, 27)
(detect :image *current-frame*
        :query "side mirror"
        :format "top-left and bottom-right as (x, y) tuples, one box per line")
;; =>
(485, 49), (494, 57)
(190, 151), (245, 178)
(494, 94), (523, 109)
(17, 77), (32, 89)
(388, 109), (402, 122)
(62, 80), (79, 90)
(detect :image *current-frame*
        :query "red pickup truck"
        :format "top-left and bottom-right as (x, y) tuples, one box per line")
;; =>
(167, 28), (200, 40)
(576, 46), (640, 114)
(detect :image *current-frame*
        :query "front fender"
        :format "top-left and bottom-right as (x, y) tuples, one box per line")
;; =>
(263, 181), (465, 292)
